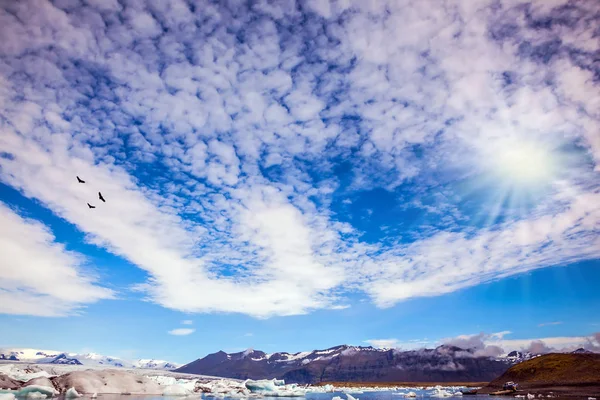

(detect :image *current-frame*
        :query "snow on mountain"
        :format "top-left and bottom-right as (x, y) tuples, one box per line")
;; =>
(0, 348), (179, 370)
(132, 359), (180, 370)
(176, 344), (513, 383)
(501, 350), (539, 364)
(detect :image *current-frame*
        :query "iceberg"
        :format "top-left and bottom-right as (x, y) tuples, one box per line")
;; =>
(0, 394), (16, 400)
(162, 384), (193, 396)
(244, 379), (306, 397)
(406, 392), (417, 398)
(14, 386), (58, 398)
(430, 388), (453, 398)
(0, 366), (52, 383)
(245, 379), (279, 393)
(65, 388), (82, 399)
(347, 394), (359, 400)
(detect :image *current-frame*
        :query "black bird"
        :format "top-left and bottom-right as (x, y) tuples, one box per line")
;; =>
(77, 176), (85, 183)
(87, 203), (96, 209)
(98, 192), (106, 202)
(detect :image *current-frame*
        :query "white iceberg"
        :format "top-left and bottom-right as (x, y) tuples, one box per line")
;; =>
(245, 379), (279, 393)
(0, 394), (16, 400)
(15, 386), (58, 398)
(347, 394), (359, 400)
(65, 388), (82, 399)
(0, 366), (52, 383)
(406, 392), (417, 398)
(244, 379), (306, 397)
(162, 385), (193, 396)
(431, 388), (453, 398)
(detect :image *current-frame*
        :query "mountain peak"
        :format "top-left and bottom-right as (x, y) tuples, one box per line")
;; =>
(0, 348), (178, 370)
(176, 344), (512, 383)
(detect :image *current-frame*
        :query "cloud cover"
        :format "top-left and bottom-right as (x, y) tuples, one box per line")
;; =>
(0, 0), (599, 317)
(367, 331), (600, 354)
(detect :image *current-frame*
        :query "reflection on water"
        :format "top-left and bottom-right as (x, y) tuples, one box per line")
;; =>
(66, 391), (577, 400)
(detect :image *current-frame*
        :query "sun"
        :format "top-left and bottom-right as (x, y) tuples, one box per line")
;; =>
(462, 136), (568, 227)
(490, 140), (557, 187)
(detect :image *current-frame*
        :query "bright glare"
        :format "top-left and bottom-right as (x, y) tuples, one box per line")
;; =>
(490, 140), (557, 186)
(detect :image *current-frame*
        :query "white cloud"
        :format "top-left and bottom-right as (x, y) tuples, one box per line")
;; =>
(0, 202), (113, 316)
(0, 0), (598, 317)
(538, 321), (563, 327)
(365, 338), (433, 350)
(443, 331), (600, 354)
(181, 320), (193, 325)
(368, 331), (600, 355)
(168, 328), (195, 336)
(364, 339), (402, 349)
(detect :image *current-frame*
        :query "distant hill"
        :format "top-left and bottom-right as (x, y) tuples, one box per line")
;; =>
(176, 344), (514, 384)
(0, 348), (179, 371)
(483, 353), (600, 391)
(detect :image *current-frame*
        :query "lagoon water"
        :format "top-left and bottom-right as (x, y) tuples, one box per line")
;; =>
(59, 391), (570, 400)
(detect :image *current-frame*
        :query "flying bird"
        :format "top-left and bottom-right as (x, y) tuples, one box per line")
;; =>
(77, 176), (85, 183)
(98, 192), (106, 202)
(87, 203), (96, 209)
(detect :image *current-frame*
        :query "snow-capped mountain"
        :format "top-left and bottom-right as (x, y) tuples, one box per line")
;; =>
(0, 348), (179, 370)
(500, 350), (539, 364)
(176, 344), (513, 383)
(132, 359), (180, 370)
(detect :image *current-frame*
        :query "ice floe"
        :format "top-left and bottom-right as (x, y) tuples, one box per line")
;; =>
(0, 394), (16, 400)
(64, 388), (82, 399)
(162, 384), (193, 396)
(244, 379), (306, 397)
(0, 366), (52, 383)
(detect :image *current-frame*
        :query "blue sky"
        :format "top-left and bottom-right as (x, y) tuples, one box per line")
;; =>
(0, 0), (599, 364)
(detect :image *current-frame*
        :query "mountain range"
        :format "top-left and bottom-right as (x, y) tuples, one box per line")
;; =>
(176, 344), (526, 384)
(0, 348), (179, 370)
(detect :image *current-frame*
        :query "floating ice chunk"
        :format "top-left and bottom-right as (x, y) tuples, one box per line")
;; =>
(453, 392), (463, 396)
(322, 385), (334, 393)
(162, 385), (192, 396)
(347, 393), (359, 400)
(245, 380), (278, 393)
(527, 394), (535, 399)
(91, 393), (97, 399)
(146, 376), (177, 387)
(406, 392), (417, 398)
(16, 386), (59, 398)
(588, 398), (596, 400)
(431, 388), (453, 398)
(332, 396), (344, 400)
(0, 394), (16, 400)
(65, 387), (82, 398)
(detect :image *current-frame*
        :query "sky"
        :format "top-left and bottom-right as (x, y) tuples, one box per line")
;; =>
(0, 0), (599, 365)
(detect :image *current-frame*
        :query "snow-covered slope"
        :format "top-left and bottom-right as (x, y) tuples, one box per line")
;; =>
(0, 348), (179, 370)
(176, 344), (512, 383)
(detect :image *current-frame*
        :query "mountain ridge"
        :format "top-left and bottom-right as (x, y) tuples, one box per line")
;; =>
(176, 344), (519, 384)
(0, 348), (179, 370)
